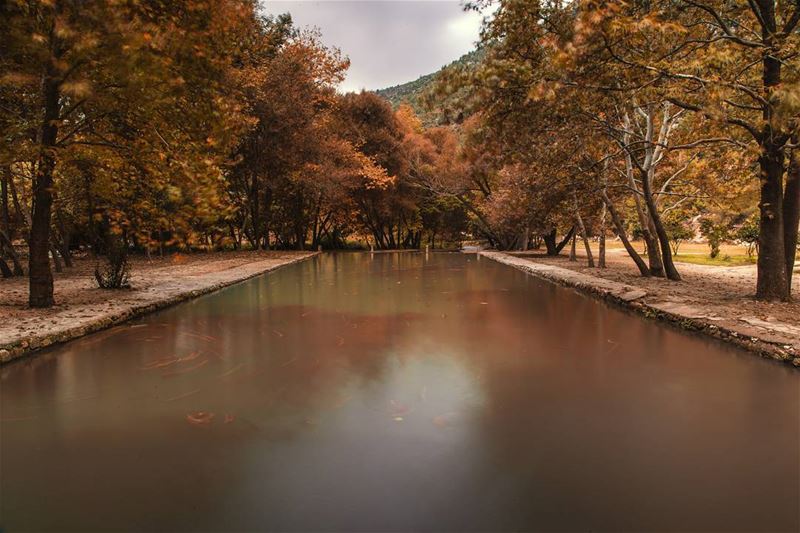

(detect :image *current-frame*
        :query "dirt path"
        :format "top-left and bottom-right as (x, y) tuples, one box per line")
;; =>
(489, 248), (800, 367)
(0, 251), (317, 363)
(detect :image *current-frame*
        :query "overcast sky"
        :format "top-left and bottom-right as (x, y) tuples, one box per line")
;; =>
(260, 1), (485, 93)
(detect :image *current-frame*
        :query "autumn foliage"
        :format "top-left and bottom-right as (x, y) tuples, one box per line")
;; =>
(0, 0), (467, 307)
(1, 0), (798, 306)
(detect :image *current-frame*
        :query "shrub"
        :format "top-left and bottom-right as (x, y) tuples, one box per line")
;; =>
(664, 219), (693, 256)
(94, 237), (131, 289)
(699, 218), (730, 259)
(735, 215), (760, 257)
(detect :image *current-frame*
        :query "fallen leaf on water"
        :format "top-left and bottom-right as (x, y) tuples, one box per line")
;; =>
(224, 414), (235, 424)
(186, 411), (214, 426)
(273, 330), (284, 337)
(177, 351), (201, 363)
(393, 416), (404, 422)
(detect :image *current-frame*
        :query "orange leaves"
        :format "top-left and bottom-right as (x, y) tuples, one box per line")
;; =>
(60, 79), (92, 98)
(186, 411), (214, 426)
(358, 153), (395, 190)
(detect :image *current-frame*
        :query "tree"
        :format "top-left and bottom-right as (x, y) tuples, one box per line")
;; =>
(1, 0), (260, 306)
(572, 0), (800, 299)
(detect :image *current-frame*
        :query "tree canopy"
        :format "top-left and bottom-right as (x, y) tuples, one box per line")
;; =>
(1, 0), (797, 305)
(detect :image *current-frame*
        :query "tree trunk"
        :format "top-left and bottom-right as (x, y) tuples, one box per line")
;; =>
(29, 31), (62, 307)
(569, 233), (577, 261)
(628, 171), (664, 276)
(0, 229), (24, 275)
(601, 192), (650, 277)
(755, 23), (790, 300)
(250, 174), (260, 250)
(50, 243), (62, 273)
(598, 203), (607, 268)
(520, 224), (529, 251)
(55, 210), (72, 267)
(543, 226), (575, 256)
(639, 168), (681, 281)
(0, 255), (12, 278)
(573, 195), (594, 267)
(1, 167), (10, 239)
(784, 146), (799, 292)
(756, 140), (789, 300)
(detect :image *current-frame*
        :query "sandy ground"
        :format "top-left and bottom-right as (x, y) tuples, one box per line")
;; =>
(0, 251), (316, 362)
(505, 247), (800, 361)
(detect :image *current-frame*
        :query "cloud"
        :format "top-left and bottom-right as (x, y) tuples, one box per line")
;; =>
(260, 1), (484, 92)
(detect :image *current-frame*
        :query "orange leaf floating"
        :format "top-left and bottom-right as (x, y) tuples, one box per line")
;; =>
(177, 351), (202, 363)
(186, 411), (214, 426)
(224, 414), (235, 424)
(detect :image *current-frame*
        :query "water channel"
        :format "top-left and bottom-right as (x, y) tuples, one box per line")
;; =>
(1, 252), (798, 531)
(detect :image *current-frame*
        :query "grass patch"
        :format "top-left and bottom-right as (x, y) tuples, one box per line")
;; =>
(674, 253), (757, 267)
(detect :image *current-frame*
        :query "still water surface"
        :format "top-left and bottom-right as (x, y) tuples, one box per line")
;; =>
(1, 252), (798, 531)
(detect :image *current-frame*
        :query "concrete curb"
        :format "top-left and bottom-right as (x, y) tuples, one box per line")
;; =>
(480, 251), (800, 369)
(0, 252), (319, 365)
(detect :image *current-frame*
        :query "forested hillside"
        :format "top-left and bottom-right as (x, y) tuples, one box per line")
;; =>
(376, 49), (483, 125)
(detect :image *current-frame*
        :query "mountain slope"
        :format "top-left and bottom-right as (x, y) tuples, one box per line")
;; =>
(375, 49), (482, 125)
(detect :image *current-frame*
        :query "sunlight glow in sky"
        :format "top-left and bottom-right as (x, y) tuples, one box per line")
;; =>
(260, 1), (485, 92)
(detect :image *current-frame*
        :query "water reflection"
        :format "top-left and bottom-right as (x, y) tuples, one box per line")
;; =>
(1, 252), (798, 531)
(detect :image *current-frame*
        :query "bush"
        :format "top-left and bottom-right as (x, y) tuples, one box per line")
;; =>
(664, 219), (693, 256)
(700, 218), (730, 259)
(735, 215), (760, 257)
(94, 237), (131, 289)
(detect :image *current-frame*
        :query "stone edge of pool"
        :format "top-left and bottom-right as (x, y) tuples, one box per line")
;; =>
(0, 252), (319, 365)
(479, 251), (800, 369)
